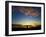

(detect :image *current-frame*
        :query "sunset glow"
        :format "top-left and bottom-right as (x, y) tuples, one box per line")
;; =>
(12, 6), (41, 28)
(14, 19), (41, 26)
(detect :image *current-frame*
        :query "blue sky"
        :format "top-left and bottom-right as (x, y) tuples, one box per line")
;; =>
(12, 6), (41, 25)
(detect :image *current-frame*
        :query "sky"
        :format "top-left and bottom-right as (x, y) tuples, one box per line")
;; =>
(12, 6), (41, 25)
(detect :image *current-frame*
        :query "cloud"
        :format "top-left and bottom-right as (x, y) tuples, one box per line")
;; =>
(15, 7), (40, 16)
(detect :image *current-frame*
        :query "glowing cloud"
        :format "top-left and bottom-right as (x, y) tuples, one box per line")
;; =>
(15, 7), (40, 16)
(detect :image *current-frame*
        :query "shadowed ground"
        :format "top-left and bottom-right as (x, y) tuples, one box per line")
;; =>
(12, 24), (41, 31)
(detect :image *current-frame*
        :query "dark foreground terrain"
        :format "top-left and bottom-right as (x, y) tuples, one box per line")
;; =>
(12, 24), (41, 31)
